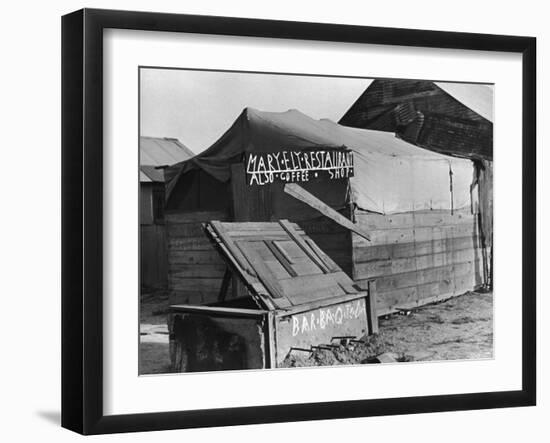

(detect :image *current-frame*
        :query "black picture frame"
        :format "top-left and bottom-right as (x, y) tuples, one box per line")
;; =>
(61, 8), (536, 435)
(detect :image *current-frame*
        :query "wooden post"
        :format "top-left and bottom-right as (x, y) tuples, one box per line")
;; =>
(367, 279), (379, 335)
(283, 183), (371, 241)
(265, 312), (277, 369)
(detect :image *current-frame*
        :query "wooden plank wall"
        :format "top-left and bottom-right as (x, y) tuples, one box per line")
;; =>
(140, 224), (168, 289)
(166, 211), (230, 306)
(352, 209), (485, 315)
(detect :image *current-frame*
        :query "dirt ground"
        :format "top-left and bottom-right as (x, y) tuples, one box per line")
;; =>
(139, 290), (171, 375)
(139, 290), (493, 374)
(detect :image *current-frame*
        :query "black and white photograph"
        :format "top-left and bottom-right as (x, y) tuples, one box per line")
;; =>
(1, 0), (546, 439)
(138, 68), (494, 374)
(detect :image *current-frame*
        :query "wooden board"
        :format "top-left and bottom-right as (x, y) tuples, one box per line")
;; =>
(274, 297), (368, 365)
(167, 264), (227, 278)
(368, 260), (481, 293)
(297, 217), (350, 234)
(167, 237), (216, 251)
(169, 250), (225, 265)
(355, 260), (482, 314)
(170, 311), (267, 372)
(354, 247), (481, 279)
(166, 211), (231, 306)
(165, 210), (228, 224)
(279, 219), (330, 273)
(169, 288), (226, 306)
(295, 212), (354, 277)
(352, 223), (478, 247)
(284, 183), (371, 240)
(140, 224), (168, 289)
(368, 272), (481, 315)
(278, 273), (350, 305)
(349, 208), (484, 315)
(204, 220), (364, 311)
(354, 209), (475, 231)
(353, 236), (480, 263)
(166, 223), (208, 238)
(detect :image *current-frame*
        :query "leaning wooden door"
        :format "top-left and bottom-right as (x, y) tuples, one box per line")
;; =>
(206, 220), (361, 310)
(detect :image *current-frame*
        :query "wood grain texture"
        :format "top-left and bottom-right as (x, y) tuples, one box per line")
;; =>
(169, 288), (226, 306)
(353, 236), (480, 263)
(167, 264), (227, 278)
(140, 224), (168, 289)
(351, 209), (484, 315)
(352, 224), (477, 247)
(167, 237), (216, 251)
(165, 210), (228, 223)
(284, 183), (371, 240)
(166, 211), (230, 305)
(362, 260), (481, 292)
(354, 247), (482, 279)
(278, 273), (349, 305)
(354, 208), (475, 230)
(169, 250), (224, 264)
(366, 280), (379, 334)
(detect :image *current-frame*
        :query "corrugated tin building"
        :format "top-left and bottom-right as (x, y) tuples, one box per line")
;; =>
(140, 136), (194, 289)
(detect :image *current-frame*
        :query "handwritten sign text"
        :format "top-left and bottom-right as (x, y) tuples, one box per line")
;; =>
(291, 299), (366, 337)
(245, 149), (354, 186)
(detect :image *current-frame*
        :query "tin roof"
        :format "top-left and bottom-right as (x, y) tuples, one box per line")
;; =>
(204, 220), (364, 311)
(140, 165), (165, 183)
(140, 136), (194, 167)
(140, 136), (194, 183)
(140, 170), (152, 182)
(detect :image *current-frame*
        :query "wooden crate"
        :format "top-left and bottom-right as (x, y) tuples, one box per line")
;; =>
(169, 220), (376, 371)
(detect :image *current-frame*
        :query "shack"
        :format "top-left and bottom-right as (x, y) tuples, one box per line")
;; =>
(165, 108), (485, 316)
(140, 136), (194, 289)
(339, 79), (493, 286)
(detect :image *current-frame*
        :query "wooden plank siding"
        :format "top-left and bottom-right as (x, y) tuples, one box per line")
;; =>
(140, 224), (168, 289)
(166, 211), (230, 306)
(352, 208), (484, 315)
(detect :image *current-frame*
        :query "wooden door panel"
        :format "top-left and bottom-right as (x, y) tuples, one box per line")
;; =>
(206, 220), (362, 311)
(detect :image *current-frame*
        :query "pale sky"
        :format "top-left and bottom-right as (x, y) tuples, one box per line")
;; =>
(140, 68), (373, 154)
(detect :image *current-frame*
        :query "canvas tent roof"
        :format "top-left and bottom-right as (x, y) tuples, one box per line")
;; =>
(167, 108), (475, 214)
